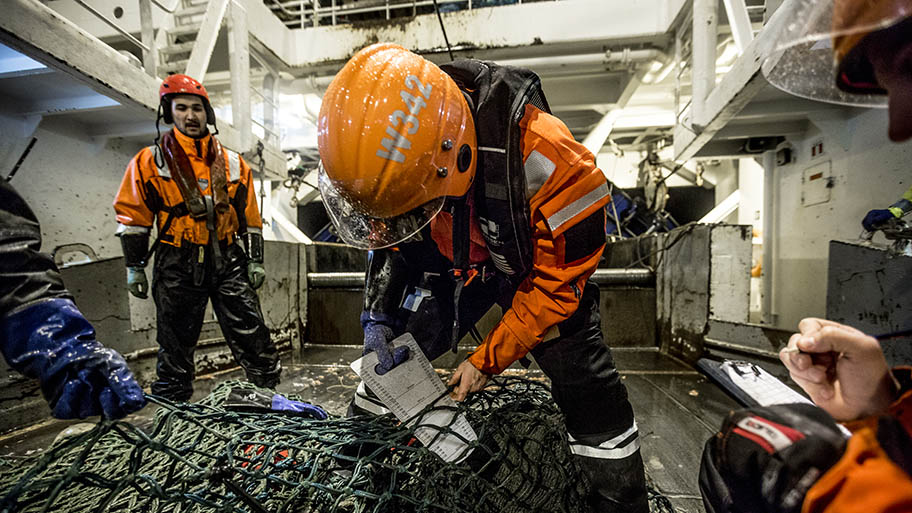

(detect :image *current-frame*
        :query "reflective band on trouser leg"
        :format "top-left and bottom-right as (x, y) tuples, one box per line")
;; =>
(530, 282), (648, 513)
(352, 382), (391, 416)
(568, 421), (640, 459)
(570, 426), (649, 513)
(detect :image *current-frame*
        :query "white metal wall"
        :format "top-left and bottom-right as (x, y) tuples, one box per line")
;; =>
(0, 113), (145, 260)
(770, 108), (912, 330)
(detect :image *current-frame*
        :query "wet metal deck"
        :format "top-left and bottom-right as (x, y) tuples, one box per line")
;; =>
(0, 346), (738, 513)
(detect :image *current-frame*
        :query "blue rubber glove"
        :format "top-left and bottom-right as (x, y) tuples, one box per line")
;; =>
(363, 323), (409, 375)
(0, 298), (146, 419)
(248, 261), (266, 290)
(126, 266), (148, 299)
(271, 394), (328, 419)
(862, 208), (898, 231)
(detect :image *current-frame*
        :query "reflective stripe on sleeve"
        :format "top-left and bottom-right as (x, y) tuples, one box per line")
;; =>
(568, 422), (639, 460)
(546, 182), (610, 233)
(115, 223), (151, 236)
(524, 150), (556, 198)
(227, 150), (241, 182)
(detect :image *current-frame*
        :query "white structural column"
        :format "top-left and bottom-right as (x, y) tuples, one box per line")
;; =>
(581, 68), (646, 156)
(761, 150), (777, 325)
(699, 190), (741, 224)
(228, 0), (251, 151)
(582, 110), (623, 157)
(138, 0), (156, 76)
(263, 72), (278, 147)
(722, 0), (754, 52)
(691, 0), (718, 129)
(185, 0), (229, 81)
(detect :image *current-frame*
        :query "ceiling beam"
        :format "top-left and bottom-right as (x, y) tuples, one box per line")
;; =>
(0, 0), (158, 112)
(0, 66), (54, 80)
(673, 1), (790, 161)
(282, 0), (687, 71)
(713, 119), (808, 140)
(87, 120), (157, 139)
(14, 94), (121, 116)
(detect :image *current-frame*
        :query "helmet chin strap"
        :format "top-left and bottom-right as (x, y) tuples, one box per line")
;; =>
(153, 103), (165, 169)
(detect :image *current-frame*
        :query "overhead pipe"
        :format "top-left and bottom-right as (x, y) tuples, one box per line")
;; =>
(287, 49), (668, 91)
(308, 268), (654, 289)
(496, 49), (667, 75)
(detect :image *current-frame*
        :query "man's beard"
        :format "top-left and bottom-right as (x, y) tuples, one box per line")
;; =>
(178, 124), (208, 139)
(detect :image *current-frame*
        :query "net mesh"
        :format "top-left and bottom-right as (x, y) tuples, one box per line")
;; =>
(0, 377), (673, 513)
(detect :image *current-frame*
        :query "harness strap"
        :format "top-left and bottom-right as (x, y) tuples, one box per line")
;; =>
(142, 203), (189, 266)
(204, 195), (223, 267)
(450, 196), (472, 353)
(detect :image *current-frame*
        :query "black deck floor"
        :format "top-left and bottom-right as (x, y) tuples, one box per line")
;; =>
(0, 345), (740, 513)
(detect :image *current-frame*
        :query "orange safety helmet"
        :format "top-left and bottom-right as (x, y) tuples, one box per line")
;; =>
(317, 43), (476, 249)
(159, 74), (216, 125)
(762, 0), (911, 106)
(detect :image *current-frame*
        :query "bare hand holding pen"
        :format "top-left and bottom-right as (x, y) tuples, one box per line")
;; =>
(779, 317), (898, 422)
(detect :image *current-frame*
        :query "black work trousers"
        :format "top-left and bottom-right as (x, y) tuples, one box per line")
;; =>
(151, 241), (280, 401)
(398, 266), (649, 513)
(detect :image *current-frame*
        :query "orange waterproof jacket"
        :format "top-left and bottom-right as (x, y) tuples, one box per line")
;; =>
(448, 104), (610, 375)
(803, 367), (912, 513)
(113, 128), (262, 246)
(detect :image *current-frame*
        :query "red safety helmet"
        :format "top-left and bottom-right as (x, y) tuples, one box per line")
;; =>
(159, 74), (216, 125)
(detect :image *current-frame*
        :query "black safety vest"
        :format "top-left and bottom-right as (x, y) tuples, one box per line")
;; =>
(440, 59), (552, 283)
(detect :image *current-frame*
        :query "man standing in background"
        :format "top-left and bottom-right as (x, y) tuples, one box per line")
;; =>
(114, 74), (281, 401)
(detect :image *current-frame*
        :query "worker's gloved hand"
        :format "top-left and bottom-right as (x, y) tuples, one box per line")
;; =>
(363, 322), (409, 375)
(225, 386), (328, 419)
(271, 394), (328, 419)
(699, 403), (846, 513)
(0, 298), (146, 420)
(247, 261), (266, 290)
(862, 208), (897, 232)
(126, 266), (148, 299)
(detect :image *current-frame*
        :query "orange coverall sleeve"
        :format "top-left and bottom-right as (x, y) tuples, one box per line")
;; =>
(113, 148), (155, 229)
(238, 155), (263, 231)
(468, 106), (610, 374)
(803, 370), (912, 513)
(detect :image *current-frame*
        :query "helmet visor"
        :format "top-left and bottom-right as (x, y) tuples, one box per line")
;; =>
(318, 162), (445, 250)
(761, 0), (906, 107)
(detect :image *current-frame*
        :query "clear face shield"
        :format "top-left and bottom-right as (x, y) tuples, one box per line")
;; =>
(317, 162), (445, 250)
(761, 0), (908, 107)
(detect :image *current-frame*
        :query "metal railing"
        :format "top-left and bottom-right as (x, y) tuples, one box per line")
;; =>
(72, 0), (149, 51)
(265, 0), (562, 28)
(66, 0), (182, 75)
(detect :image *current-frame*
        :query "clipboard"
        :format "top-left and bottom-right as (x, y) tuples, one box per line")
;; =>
(350, 333), (477, 463)
(696, 358), (814, 408)
(697, 358), (852, 438)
